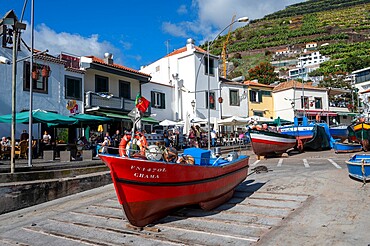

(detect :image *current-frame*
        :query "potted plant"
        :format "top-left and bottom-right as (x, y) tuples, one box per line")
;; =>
(32, 67), (39, 80)
(41, 66), (50, 77)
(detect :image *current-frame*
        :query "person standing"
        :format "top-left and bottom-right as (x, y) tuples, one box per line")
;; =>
(163, 131), (170, 147)
(42, 131), (51, 145)
(20, 129), (29, 141)
(211, 129), (217, 147)
(112, 130), (121, 148)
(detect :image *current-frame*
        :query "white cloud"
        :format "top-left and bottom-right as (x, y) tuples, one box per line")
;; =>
(169, 0), (303, 44)
(177, 5), (188, 15)
(22, 23), (125, 64)
(162, 22), (188, 38)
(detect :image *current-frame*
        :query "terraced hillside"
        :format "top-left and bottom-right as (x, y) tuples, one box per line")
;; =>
(205, 0), (370, 79)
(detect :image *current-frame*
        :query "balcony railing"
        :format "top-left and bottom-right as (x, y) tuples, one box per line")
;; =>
(85, 91), (151, 114)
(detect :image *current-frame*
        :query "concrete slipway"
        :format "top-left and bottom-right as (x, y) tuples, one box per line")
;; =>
(0, 149), (369, 245)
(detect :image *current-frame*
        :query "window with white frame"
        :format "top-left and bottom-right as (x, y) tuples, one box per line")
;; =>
(230, 90), (240, 106)
(204, 57), (215, 76)
(151, 91), (165, 109)
(249, 90), (262, 103)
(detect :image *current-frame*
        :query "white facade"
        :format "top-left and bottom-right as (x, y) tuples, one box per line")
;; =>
(220, 82), (248, 118)
(140, 39), (221, 122)
(0, 42), (84, 138)
(273, 82), (329, 122)
(141, 81), (173, 121)
(298, 51), (329, 67)
(352, 67), (370, 114)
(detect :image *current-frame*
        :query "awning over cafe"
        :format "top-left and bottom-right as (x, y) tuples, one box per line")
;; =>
(296, 110), (337, 117)
(141, 117), (159, 124)
(70, 113), (112, 123)
(337, 112), (358, 117)
(102, 112), (131, 120)
(0, 109), (77, 125)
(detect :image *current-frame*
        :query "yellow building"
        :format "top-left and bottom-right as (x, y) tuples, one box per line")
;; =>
(243, 81), (274, 119)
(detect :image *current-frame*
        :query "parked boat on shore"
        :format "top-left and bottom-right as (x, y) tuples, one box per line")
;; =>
(99, 147), (249, 227)
(248, 129), (296, 157)
(303, 124), (335, 151)
(329, 124), (349, 142)
(333, 142), (362, 153)
(347, 121), (370, 151)
(345, 154), (370, 182)
(279, 116), (334, 151)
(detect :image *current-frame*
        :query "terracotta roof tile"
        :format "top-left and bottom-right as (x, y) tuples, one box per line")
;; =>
(273, 80), (327, 92)
(87, 56), (150, 77)
(165, 46), (207, 57)
(243, 80), (274, 89)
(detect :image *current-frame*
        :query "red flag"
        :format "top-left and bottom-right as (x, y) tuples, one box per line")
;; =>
(136, 95), (150, 113)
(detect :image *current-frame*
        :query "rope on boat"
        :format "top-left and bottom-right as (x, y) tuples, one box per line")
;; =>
(361, 159), (366, 186)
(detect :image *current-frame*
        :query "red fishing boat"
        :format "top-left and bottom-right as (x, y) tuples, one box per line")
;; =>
(99, 147), (249, 227)
(248, 129), (297, 157)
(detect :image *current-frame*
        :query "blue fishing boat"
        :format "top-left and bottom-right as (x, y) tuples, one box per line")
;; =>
(279, 116), (335, 151)
(346, 154), (370, 182)
(333, 142), (362, 153)
(329, 124), (348, 142)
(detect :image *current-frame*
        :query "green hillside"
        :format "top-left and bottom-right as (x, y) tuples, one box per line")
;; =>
(203, 0), (370, 80)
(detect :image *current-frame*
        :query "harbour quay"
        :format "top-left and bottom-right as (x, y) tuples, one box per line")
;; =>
(0, 148), (369, 245)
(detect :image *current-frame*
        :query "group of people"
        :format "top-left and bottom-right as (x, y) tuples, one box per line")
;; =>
(118, 130), (148, 157)
(186, 125), (251, 148)
(93, 129), (149, 157)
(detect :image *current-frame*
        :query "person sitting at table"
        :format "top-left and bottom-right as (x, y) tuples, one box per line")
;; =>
(20, 129), (29, 141)
(1, 136), (10, 149)
(96, 137), (110, 156)
(77, 136), (90, 150)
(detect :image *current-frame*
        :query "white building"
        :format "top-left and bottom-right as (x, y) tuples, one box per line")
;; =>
(219, 80), (249, 118)
(289, 50), (329, 81)
(273, 81), (331, 122)
(141, 81), (173, 121)
(298, 50), (329, 67)
(0, 11), (84, 139)
(140, 38), (221, 122)
(352, 67), (370, 115)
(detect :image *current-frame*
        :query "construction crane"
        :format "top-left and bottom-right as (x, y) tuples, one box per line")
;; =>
(221, 15), (236, 79)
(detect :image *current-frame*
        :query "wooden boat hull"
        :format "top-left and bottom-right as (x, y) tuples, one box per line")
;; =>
(348, 122), (370, 151)
(99, 154), (249, 227)
(346, 154), (370, 181)
(249, 130), (296, 156)
(333, 142), (362, 153)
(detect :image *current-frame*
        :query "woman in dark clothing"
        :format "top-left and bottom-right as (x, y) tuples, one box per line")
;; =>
(163, 131), (170, 147)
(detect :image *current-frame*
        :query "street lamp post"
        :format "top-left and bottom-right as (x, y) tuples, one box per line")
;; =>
(191, 100), (195, 113)
(28, 0), (35, 167)
(205, 16), (249, 150)
(1, 16), (27, 173)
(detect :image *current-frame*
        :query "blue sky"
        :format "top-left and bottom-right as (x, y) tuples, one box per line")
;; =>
(1, 0), (303, 70)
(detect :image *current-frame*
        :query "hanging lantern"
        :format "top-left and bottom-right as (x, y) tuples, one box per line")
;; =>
(32, 68), (39, 80)
(42, 66), (50, 78)
(218, 97), (223, 103)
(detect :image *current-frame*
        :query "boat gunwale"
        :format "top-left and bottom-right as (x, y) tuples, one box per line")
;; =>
(114, 163), (249, 186)
(249, 129), (297, 140)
